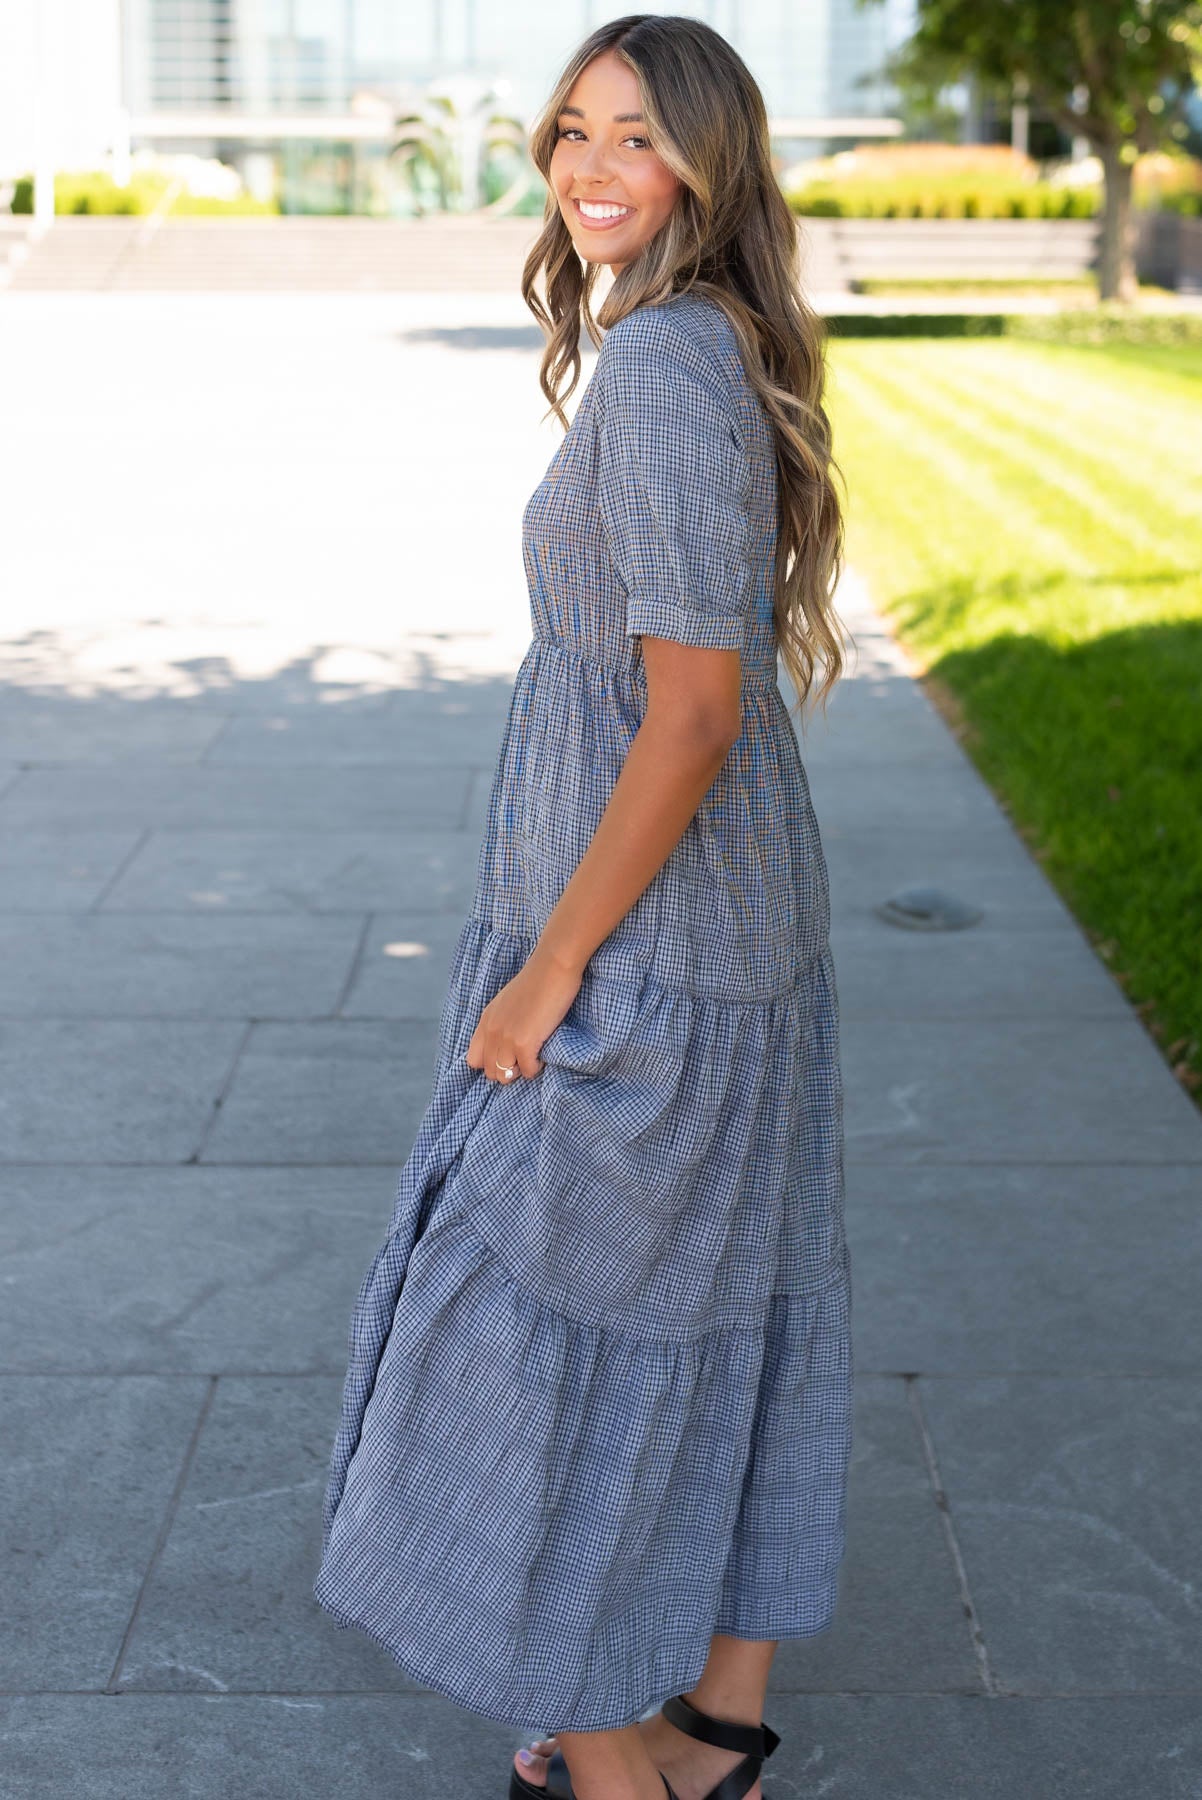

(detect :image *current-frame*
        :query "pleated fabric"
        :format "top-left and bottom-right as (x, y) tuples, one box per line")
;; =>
(313, 291), (853, 1733)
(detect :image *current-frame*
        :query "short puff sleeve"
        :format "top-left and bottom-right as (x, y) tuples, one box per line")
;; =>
(596, 307), (754, 654)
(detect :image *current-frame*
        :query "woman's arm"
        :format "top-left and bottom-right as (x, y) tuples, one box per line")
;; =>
(466, 304), (753, 1083)
(537, 636), (741, 977)
(464, 639), (741, 1082)
(552, 302), (754, 979)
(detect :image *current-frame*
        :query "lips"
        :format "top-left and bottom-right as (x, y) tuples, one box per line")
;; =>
(571, 197), (633, 230)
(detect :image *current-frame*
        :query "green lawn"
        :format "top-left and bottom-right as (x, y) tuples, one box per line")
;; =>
(826, 336), (1202, 1101)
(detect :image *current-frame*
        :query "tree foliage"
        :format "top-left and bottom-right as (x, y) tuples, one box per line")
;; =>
(859, 0), (1202, 295)
(867, 0), (1201, 154)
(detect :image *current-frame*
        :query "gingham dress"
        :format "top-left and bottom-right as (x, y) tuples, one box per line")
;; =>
(313, 290), (853, 1734)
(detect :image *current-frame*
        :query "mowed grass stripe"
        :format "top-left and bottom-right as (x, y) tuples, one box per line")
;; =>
(827, 337), (1202, 1102)
(831, 349), (1196, 647)
(904, 344), (1202, 547)
(912, 372), (1201, 568)
(879, 340), (1202, 484)
(834, 351), (1177, 587)
(827, 355), (1086, 583)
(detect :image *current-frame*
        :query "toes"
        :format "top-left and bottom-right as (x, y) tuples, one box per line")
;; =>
(514, 1747), (549, 1787)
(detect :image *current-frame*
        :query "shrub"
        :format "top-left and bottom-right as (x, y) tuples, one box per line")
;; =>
(780, 142), (1106, 221)
(7, 167), (277, 217)
(824, 308), (1202, 343)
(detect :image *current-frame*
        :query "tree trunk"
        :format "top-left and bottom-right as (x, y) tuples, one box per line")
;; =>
(1097, 144), (1138, 303)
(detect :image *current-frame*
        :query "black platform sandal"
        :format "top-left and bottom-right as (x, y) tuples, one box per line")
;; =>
(508, 1691), (779, 1800)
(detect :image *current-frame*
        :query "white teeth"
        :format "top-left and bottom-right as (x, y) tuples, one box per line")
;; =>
(578, 200), (630, 220)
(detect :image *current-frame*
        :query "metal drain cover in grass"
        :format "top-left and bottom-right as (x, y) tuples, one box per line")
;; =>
(875, 886), (983, 931)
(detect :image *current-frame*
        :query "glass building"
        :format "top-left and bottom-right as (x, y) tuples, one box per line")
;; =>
(118, 0), (911, 213)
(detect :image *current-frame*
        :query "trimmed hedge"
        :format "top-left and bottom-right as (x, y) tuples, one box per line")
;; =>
(823, 309), (1202, 344)
(10, 171), (276, 217)
(789, 185), (1099, 220)
(853, 276), (1095, 294)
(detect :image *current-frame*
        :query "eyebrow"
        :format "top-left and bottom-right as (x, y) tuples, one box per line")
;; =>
(559, 105), (644, 123)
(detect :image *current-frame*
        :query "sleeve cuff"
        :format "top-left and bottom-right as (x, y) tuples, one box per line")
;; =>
(625, 593), (745, 652)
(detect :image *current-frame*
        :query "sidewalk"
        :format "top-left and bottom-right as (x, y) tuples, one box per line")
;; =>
(1, 292), (1200, 1800)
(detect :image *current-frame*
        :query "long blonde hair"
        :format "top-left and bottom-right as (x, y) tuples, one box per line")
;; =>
(520, 13), (852, 718)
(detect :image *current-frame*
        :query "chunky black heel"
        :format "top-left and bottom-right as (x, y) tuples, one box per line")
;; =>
(507, 1690), (779, 1800)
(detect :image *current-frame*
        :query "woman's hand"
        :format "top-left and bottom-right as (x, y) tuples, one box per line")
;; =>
(465, 942), (585, 1083)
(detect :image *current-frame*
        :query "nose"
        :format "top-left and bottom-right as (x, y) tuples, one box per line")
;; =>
(574, 139), (615, 182)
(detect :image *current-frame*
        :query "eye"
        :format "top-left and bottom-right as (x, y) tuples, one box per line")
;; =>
(554, 126), (651, 150)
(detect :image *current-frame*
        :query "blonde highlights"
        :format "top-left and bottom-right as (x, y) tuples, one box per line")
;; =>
(520, 13), (853, 719)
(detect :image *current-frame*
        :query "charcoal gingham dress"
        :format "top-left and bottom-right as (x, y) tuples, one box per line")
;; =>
(313, 289), (853, 1734)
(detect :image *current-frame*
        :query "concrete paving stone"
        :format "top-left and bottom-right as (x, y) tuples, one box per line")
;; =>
(5, 290), (1198, 1793)
(98, 828), (482, 914)
(830, 919), (1130, 1020)
(773, 1376), (980, 1694)
(0, 1354), (1008, 1706)
(461, 763), (506, 836)
(919, 1376), (1202, 1694)
(206, 681), (514, 766)
(823, 823), (1068, 929)
(793, 673), (965, 768)
(1, 1693), (1200, 1800)
(0, 1019), (243, 1163)
(0, 829), (142, 910)
(841, 1015), (1202, 1165)
(117, 1375), (976, 1700)
(0, 912), (365, 1018)
(847, 1163), (1202, 1376)
(0, 763), (474, 831)
(115, 1374), (416, 1695)
(340, 911), (473, 1017)
(0, 1694), (489, 1800)
(806, 758), (1021, 838)
(200, 1018), (443, 1164)
(0, 1166), (395, 1374)
(816, 654), (921, 698)
(0, 694), (229, 762)
(0, 1375), (210, 1689)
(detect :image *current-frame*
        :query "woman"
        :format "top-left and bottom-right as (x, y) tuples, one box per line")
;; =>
(313, 16), (853, 1800)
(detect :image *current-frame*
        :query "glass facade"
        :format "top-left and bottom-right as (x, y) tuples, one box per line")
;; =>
(123, 0), (910, 213)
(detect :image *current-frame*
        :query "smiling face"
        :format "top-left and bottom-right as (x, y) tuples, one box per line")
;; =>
(549, 48), (683, 277)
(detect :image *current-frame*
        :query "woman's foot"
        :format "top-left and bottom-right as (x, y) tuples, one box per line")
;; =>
(513, 1706), (763, 1800)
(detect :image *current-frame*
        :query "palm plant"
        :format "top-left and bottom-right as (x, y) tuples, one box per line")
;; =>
(391, 77), (536, 215)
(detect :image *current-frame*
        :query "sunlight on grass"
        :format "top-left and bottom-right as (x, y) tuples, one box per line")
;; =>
(827, 337), (1202, 1099)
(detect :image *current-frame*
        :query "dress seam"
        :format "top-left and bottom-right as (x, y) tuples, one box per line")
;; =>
(460, 911), (831, 1007)
(421, 1204), (851, 1347)
(530, 628), (779, 688)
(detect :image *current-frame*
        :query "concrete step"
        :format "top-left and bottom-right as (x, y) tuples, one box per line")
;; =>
(6, 218), (544, 293)
(3, 214), (1106, 294)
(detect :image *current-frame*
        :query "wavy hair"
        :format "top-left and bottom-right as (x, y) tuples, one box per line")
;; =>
(520, 13), (853, 719)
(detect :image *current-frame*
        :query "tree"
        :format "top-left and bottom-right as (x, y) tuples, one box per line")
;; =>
(392, 78), (531, 217)
(858, 0), (1202, 299)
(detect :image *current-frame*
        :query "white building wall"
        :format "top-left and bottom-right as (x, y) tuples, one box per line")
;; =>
(0, 0), (122, 181)
(0, 0), (915, 188)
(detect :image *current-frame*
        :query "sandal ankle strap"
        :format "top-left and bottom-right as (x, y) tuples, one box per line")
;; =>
(662, 1693), (780, 1762)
